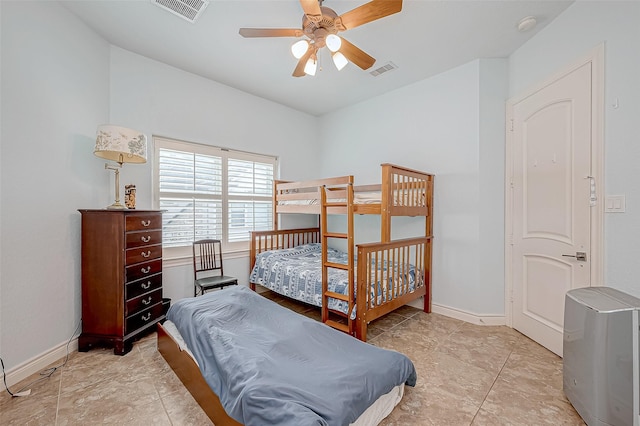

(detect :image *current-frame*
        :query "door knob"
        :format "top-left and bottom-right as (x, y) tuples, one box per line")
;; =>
(562, 252), (587, 261)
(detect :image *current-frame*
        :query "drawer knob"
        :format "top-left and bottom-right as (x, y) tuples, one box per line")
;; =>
(141, 250), (151, 258)
(141, 266), (151, 274)
(141, 220), (151, 227)
(141, 235), (151, 243)
(141, 281), (151, 290)
(142, 313), (151, 321)
(142, 297), (152, 305)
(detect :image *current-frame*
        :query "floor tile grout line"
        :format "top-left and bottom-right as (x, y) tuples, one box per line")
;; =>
(140, 337), (176, 425)
(429, 321), (465, 353)
(157, 387), (175, 425)
(469, 349), (513, 425)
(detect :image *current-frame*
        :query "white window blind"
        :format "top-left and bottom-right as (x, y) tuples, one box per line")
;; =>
(153, 137), (276, 257)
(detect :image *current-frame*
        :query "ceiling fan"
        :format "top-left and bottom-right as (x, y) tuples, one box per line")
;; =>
(239, 0), (402, 77)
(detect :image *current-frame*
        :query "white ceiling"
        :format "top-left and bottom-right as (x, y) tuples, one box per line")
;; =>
(60, 0), (574, 116)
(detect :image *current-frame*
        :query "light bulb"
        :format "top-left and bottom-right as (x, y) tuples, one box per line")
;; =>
(332, 52), (348, 71)
(326, 34), (342, 52)
(291, 40), (309, 59)
(304, 56), (317, 76)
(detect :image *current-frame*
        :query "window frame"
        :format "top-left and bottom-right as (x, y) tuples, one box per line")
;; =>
(152, 136), (278, 261)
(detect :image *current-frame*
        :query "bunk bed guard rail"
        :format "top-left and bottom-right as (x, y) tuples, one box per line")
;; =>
(355, 236), (432, 328)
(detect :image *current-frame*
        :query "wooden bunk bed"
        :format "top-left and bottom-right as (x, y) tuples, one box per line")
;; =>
(250, 163), (434, 341)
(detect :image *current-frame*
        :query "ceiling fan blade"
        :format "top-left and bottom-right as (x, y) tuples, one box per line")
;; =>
(338, 0), (402, 31)
(338, 37), (375, 70)
(299, 0), (322, 23)
(292, 47), (314, 77)
(239, 28), (304, 38)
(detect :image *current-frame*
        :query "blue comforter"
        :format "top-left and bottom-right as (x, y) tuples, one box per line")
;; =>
(167, 286), (417, 426)
(249, 243), (418, 317)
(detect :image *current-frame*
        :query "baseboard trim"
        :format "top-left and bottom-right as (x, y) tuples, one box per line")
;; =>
(1, 338), (78, 390)
(431, 303), (506, 326)
(405, 297), (506, 325)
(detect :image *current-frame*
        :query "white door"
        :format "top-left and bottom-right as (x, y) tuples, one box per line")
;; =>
(507, 59), (598, 356)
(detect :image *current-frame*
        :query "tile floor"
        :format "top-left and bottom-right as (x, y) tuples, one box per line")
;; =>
(0, 290), (584, 425)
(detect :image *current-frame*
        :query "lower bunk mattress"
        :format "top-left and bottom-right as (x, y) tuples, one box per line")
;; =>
(249, 243), (419, 317)
(165, 286), (417, 425)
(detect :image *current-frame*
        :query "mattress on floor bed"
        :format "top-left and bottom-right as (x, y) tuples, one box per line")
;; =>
(166, 286), (416, 426)
(161, 320), (406, 426)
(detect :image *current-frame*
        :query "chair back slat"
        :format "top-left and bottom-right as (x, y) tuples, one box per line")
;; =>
(192, 239), (237, 297)
(193, 239), (224, 279)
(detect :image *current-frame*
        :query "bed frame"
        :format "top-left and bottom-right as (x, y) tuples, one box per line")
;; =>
(157, 322), (241, 425)
(250, 163), (434, 340)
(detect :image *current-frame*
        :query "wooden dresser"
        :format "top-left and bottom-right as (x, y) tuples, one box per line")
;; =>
(78, 209), (164, 355)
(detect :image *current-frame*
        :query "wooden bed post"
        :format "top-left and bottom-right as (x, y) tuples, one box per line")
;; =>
(355, 244), (368, 341)
(381, 164), (392, 242)
(249, 233), (257, 292)
(423, 175), (434, 313)
(273, 179), (281, 231)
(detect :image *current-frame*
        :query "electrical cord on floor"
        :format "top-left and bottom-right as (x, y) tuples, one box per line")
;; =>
(1, 319), (81, 398)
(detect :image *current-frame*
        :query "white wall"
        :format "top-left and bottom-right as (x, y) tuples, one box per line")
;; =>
(509, 1), (640, 297)
(0, 2), (318, 373)
(1, 1), (110, 369)
(0, 1), (3, 362)
(108, 47), (321, 304)
(318, 59), (508, 316)
(0, 1), (4, 361)
(478, 59), (509, 314)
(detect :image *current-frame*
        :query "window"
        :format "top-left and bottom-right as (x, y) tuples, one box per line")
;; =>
(153, 137), (277, 258)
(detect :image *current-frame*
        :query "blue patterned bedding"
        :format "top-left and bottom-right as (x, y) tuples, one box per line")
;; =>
(249, 243), (418, 316)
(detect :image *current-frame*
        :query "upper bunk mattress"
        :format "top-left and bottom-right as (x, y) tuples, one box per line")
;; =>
(277, 190), (426, 207)
(167, 286), (417, 426)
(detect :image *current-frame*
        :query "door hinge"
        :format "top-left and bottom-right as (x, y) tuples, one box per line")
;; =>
(586, 175), (597, 206)
(509, 119), (514, 132)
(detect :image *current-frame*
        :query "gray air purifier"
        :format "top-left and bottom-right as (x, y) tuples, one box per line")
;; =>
(563, 287), (640, 426)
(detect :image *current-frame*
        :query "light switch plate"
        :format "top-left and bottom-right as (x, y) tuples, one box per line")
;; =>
(605, 195), (626, 213)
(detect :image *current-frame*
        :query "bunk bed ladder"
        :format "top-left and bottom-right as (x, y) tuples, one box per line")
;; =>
(320, 179), (355, 336)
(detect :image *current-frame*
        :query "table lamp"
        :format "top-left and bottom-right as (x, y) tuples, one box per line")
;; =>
(94, 124), (147, 209)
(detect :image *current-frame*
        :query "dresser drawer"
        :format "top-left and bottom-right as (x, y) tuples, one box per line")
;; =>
(126, 230), (162, 249)
(126, 213), (162, 232)
(125, 288), (163, 317)
(126, 259), (162, 282)
(126, 273), (163, 300)
(125, 302), (163, 335)
(126, 244), (162, 265)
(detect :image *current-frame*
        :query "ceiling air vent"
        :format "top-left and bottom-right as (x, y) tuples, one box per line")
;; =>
(370, 62), (398, 77)
(151, 0), (209, 23)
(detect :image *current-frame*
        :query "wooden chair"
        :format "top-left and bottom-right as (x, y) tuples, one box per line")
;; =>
(193, 239), (238, 297)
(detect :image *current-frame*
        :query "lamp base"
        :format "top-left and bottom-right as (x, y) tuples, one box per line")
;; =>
(106, 201), (127, 210)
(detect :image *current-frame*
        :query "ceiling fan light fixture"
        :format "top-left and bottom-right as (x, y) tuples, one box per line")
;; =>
(291, 40), (310, 59)
(326, 34), (342, 52)
(239, 0), (404, 77)
(332, 51), (348, 71)
(304, 56), (317, 76)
